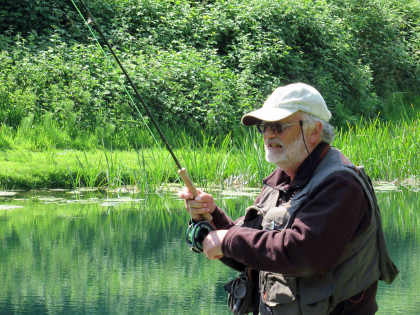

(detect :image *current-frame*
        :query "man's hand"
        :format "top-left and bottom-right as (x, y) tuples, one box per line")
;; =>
(203, 229), (228, 259)
(178, 188), (216, 221)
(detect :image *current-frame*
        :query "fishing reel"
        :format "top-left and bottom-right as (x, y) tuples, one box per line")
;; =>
(185, 220), (214, 253)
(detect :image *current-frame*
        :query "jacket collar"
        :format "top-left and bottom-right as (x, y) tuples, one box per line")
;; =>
(262, 142), (330, 190)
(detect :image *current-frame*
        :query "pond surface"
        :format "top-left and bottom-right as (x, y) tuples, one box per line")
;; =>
(0, 187), (418, 314)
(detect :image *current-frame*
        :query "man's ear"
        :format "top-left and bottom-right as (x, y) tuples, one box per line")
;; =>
(309, 121), (323, 145)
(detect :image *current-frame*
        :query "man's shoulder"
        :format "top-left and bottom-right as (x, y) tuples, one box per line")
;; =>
(326, 147), (354, 167)
(307, 152), (368, 197)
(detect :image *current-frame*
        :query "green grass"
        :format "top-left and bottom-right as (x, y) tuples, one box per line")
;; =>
(334, 114), (419, 181)
(0, 112), (418, 190)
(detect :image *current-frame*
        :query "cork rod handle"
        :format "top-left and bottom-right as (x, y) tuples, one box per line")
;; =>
(178, 168), (213, 222)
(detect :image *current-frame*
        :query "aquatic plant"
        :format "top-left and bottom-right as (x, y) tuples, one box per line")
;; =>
(0, 112), (418, 190)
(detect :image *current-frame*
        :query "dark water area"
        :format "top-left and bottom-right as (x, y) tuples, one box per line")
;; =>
(0, 188), (418, 314)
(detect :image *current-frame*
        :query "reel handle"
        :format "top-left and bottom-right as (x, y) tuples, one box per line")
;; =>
(186, 220), (214, 253)
(178, 167), (213, 222)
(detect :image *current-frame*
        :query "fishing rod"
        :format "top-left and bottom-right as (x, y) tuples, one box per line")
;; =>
(69, 0), (213, 227)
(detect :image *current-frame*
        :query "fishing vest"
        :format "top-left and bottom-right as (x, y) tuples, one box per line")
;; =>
(244, 148), (398, 315)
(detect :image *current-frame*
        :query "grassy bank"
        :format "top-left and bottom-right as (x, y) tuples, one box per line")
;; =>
(0, 113), (418, 190)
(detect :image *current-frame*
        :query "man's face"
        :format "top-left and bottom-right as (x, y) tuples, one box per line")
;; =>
(263, 113), (308, 170)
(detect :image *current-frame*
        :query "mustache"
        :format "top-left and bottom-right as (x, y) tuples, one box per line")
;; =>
(265, 139), (284, 147)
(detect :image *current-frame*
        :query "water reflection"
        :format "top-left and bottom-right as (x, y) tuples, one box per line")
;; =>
(376, 189), (420, 314)
(0, 189), (418, 314)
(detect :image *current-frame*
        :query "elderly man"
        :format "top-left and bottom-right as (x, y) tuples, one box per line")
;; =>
(180, 83), (398, 315)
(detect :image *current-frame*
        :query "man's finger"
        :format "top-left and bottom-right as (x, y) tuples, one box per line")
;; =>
(188, 200), (209, 208)
(178, 191), (194, 200)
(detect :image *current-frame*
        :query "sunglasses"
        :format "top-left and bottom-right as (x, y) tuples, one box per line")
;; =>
(256, 121), (301, 134)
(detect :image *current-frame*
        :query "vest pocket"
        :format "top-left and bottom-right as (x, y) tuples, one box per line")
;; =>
(261, 272), (297, 307)
(298, 273), (334, 315)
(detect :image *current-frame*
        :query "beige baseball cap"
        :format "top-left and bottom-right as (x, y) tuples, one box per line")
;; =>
(241, 82), (332, 125)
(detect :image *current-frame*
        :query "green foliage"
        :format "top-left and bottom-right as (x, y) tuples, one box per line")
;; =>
(331, 0), (420, 95)
(0, 0), (119, 40)
(0, 0), (71, 35)
(129, 47), (250, 134)
(0, 114), (418, 189)
(334, 112), (419, 181)
(0, 0), (418, 146)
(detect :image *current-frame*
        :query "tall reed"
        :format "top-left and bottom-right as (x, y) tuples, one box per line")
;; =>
(0, 114), (418, 190)
(334, 113), (419, 181)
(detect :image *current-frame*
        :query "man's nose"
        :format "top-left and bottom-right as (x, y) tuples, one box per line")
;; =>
(264, 127), (277, 139)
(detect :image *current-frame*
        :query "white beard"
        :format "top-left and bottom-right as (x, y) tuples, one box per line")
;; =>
(265, 136), (308, 169)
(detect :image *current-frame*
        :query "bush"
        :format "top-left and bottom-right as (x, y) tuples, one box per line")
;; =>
(0, 0), (120, 39)
(0, 0), (418, 149)
(116, 0), (420, 125)
(331, 0), (420, 96)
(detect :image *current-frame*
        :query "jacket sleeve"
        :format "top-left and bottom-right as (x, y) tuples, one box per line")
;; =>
(211, 206), (235, 229)
(211, 207), (248, 271)
(221, 171), (370, 276)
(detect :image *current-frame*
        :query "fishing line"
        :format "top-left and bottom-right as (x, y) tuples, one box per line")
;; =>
(69, 0), (212, 225)
(69, 0), (183, 168)
(69, 0), (158, 145)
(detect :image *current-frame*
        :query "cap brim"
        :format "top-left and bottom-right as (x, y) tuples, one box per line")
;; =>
(241, 107), (298, 125)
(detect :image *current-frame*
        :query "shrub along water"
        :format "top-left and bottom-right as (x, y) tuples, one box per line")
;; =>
(0, 0), (418, 189)
(0, 0), (418, 141)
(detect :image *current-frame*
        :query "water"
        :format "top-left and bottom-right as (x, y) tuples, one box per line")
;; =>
(0, 187), (418, 314)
